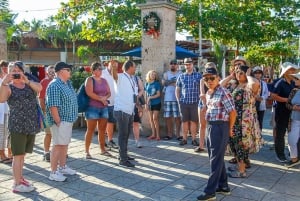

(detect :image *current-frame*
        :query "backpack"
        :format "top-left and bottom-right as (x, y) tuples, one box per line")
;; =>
(77, 77), (95, 113)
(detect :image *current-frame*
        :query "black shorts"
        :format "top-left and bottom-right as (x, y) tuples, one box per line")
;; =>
(134, 106), (141, 123)
(149, 103), (161, 111)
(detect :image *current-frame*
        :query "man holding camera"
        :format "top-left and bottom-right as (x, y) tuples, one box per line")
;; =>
(162, 59), (182, 140)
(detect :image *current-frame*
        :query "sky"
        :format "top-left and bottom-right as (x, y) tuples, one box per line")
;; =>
(9, 0), (68, 23)
(8, 0), (187, 40)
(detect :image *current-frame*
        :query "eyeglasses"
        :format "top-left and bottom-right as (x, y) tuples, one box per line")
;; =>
(62, 68), (71, 72)
(203, 76), (216, 82)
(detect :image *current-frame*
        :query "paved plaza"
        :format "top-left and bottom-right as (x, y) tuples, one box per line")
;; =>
(0, 108), (300, 201)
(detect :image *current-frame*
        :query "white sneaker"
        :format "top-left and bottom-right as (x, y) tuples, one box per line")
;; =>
(49, 171), (67, 182)
(59, 165), (76, 175)
(13, 183), (34, 193)
(136, 141), (142, 148)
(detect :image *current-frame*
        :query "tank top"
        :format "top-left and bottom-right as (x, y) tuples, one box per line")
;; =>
(89, 78), (110, 108)
(7, 84), (40, 135)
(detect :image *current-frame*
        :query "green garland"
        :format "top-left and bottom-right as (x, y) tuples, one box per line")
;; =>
(142, 12), (161, 33)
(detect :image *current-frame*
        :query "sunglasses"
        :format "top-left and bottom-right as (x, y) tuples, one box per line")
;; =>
(170, 62), (177, 65)
(203, 76), (216, 82)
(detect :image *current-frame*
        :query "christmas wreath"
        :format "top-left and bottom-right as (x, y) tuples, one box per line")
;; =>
(142, 12), (161, 39)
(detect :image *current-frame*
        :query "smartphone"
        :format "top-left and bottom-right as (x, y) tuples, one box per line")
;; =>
(12, 74), (21, 79)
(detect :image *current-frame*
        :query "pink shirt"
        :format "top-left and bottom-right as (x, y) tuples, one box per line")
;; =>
(89, 78), (110, 108)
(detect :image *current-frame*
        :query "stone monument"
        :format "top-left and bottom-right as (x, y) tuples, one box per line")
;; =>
(0, 22), (8, 60)
(138, 0), (178, 135)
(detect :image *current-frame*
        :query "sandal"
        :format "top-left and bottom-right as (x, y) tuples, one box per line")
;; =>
(0, 158), (12, 164)
(156, 137), (160, 141)
(147, 136), (156, 140)
(100, 151), (113, 157)
(228, 158), (237, 164)
(86, 153), (92, 159)
(228, 171), (247, 178)
(194, 147), (205, 153)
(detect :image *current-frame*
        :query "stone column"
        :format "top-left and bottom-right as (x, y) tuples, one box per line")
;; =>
(138, 1), (178, 77)
(0, 22), (8, 60)
(138, 1), (178, 136)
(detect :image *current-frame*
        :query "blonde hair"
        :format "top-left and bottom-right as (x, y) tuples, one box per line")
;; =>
(145, 70), (159, 83)
(108, 60), (118, 81)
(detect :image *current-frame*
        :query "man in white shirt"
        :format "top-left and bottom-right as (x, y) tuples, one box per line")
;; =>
(114, 60), (137, 168)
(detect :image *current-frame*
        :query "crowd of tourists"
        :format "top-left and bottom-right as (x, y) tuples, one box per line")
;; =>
(0, 57), (299, 201)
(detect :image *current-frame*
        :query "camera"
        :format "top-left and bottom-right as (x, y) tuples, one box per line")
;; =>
(12, 74), (21, 79)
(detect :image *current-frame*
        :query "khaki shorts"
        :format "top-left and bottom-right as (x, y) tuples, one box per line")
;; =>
(50, 122), (73, 145)
(10, 133), (35, 156)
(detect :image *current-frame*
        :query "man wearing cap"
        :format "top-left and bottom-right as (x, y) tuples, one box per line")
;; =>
(176, 58), (201, 146)
(272, 62), (298, 163)
(162, 59), (182, 140)
(252, 66), (269, 131)
(46, 61), (78, 182)
(197, 67), (236, 200)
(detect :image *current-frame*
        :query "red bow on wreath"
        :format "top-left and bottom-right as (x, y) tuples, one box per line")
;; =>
(147, 28), (159, 39)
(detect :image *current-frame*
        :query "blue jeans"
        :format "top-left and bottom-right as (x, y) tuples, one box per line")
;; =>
(113, 110), (133, 162)
(204, 121), (229, 194)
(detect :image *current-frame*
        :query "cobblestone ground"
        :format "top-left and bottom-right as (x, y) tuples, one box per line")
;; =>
(0, 109), (300, 201)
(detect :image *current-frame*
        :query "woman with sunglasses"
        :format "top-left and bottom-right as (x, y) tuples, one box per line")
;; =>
(226, 65), (261, 178)
(0, 61), (42, 192)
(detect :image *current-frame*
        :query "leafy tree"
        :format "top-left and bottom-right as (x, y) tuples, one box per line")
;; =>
(176, 0), (300, 56)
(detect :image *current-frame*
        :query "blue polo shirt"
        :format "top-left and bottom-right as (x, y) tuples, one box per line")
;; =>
(176, 71), (202, 104)
(46, 78), (78, 126)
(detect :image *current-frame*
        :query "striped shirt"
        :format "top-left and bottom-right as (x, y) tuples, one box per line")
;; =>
(46, 78), (78, 126)
(176, 71), (201, 104)
(205, 86), (235, 122)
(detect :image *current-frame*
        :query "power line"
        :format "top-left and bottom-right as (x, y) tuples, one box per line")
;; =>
(11, 8), (60, 13)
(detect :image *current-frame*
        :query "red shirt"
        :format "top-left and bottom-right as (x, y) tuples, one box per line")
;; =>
(39, 78), (52, 98)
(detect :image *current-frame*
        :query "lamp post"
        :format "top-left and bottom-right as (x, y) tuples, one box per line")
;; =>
(198, 2), (202, 70)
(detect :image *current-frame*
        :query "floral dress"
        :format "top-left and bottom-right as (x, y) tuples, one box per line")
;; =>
(229, 86), (262, 162)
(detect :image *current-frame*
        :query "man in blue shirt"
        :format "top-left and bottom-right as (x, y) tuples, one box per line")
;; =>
(176, 58), (202, 146)
(46, 62), (78, 182)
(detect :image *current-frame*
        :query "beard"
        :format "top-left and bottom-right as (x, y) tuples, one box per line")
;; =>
(170, 68), (176, 72)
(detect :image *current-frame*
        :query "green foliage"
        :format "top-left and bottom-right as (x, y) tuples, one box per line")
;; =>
(70, 69), (91, 91)
(77, 45), (93, 64)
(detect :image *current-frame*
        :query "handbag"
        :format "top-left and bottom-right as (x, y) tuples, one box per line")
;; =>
(77, 77), (94, 113)
(134, 75), (146, 106)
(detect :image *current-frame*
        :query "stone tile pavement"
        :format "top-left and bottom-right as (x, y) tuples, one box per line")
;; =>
(0, 108), (300, 201)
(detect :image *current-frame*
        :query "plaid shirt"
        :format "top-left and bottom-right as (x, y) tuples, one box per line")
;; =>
(205, 86), (235, 121)
(46, 78), (78, 126)
(176, 71), (201, 104)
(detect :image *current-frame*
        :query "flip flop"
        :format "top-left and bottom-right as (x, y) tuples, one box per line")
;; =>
(86, 154), (92, 159)
(228, 158), (237, 164)
(0, 158), (12, 164)
(100, 151), (113, 157)
(147, 136), (156, 140)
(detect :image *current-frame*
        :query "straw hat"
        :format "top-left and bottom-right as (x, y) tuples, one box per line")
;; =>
(231, 56), (247, 66)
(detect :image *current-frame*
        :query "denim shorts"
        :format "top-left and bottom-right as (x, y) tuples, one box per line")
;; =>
(85, 106), (109, 120)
